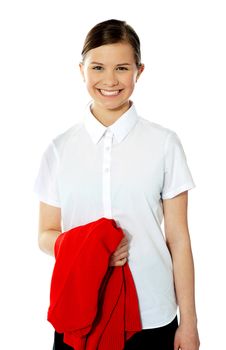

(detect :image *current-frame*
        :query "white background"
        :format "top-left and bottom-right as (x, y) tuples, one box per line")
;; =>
(0, 0), (225, 349)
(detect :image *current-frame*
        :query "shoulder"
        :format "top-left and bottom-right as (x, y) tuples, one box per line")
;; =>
(137, 115), (178, 144)
(51, 121), (84, 155)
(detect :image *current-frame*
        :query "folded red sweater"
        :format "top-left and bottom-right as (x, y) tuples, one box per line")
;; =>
(47, 217), (142, 350)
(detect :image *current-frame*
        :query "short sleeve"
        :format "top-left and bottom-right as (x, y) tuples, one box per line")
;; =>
(34, 142), (61, 207)
(161, 132), (195, 200)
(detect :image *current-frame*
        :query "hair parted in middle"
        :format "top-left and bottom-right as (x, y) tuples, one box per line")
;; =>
(81, 19), (142, 68)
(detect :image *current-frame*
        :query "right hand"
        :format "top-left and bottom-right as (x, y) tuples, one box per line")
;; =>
(109, 236), (129, 267)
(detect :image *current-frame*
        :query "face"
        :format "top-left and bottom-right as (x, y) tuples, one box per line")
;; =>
(79, 42), (144, 119)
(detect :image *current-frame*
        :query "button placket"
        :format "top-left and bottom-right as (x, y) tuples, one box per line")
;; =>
(102, 130), (113, 218)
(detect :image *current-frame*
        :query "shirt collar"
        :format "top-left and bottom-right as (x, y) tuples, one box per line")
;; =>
(83, 101), (139, 144)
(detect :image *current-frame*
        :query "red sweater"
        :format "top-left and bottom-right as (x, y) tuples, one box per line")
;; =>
(48, 217), (142, 350)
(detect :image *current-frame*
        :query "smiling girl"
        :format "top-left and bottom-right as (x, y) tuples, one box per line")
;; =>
(35, 19), (200, 350)
(79, 41), (143, 125)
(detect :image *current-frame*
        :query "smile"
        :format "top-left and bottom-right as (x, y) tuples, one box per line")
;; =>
(98, 89), (122, 96)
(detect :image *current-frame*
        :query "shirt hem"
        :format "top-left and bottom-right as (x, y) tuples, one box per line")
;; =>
(141, 309), (178, 329)
(34, 193), (61, 208)
(161, 182), (195, 200)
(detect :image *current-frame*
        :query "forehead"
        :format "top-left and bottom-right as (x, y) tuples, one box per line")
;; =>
(84, 42), (135, 64)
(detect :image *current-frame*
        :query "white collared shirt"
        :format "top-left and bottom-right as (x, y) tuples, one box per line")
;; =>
(34, 101), (195, 328)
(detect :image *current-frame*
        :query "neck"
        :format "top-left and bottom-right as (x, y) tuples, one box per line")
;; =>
(90, 101), (131, 127)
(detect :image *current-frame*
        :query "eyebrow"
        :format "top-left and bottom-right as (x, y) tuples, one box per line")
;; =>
(90, 62), (132, 66)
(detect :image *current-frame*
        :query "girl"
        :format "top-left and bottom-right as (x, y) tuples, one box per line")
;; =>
(35, 19), (200, 350)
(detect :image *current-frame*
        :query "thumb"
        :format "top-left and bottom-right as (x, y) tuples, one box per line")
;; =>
(174, 340), (180, 350)
(174, 331), (180, 350)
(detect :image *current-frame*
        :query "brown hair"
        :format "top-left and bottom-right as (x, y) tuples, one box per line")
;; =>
(81, 19), (142, 67)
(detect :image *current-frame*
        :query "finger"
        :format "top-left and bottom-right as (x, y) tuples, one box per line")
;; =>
(113, 240), (129, 252)
(109, 253), (128, 265)
(118, 236), (128, 247)
(174, 336), (180, 350)
(112, 245), (129, 257)
(111, 257), (127, 267)
(120, 239), (129, 247)
(112, 251), (129, 261)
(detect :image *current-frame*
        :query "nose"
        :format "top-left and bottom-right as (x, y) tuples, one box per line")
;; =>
(102, 70), (119, 87)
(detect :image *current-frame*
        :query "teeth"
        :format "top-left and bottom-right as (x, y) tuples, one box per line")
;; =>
(100, 89), (120, 96)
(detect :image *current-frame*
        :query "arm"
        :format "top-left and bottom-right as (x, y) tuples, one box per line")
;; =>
(38, 202), (62, 256)
(38, 201), (128, 264)
(163, 191), (200, 350)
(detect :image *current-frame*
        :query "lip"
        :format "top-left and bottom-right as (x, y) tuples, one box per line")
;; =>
(97, 89), (123, 97)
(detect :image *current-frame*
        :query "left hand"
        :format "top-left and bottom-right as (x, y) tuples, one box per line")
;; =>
(174, 322), (200, 350)
(109, 235), (129, 267)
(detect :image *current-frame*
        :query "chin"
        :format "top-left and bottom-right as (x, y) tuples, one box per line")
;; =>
(99, 98), (130, 110)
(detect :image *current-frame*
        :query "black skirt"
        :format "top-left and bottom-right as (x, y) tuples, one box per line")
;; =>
(53, 315), (178, 350)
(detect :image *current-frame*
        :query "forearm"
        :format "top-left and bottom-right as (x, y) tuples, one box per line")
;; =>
(38, 230), (61, 256)
(169, 236), (197, 326)
(163, 193), (200, 348)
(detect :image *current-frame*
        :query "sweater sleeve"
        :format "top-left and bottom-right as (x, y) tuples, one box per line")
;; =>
(48, 218), (142, 350)
(47, 219), (123, 334)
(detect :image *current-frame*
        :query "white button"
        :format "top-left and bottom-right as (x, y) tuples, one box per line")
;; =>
(104, 168), (109, 173)
(105, 146), (110, 151)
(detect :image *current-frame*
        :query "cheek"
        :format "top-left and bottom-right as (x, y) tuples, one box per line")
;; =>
(85, 74), (99, 88)
(124, 73), (137, 86)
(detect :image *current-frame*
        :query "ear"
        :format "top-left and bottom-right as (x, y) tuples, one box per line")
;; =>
(136, 63), (145, 82)
(79, 62), (85, 82)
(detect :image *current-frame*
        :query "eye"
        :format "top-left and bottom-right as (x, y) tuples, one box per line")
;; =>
(116, 66), (128, 71)
(92, 66), (103, 71)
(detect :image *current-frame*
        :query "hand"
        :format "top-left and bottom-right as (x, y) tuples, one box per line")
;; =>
(109, 236), (129, 267)
(174, 322), (200, 350)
